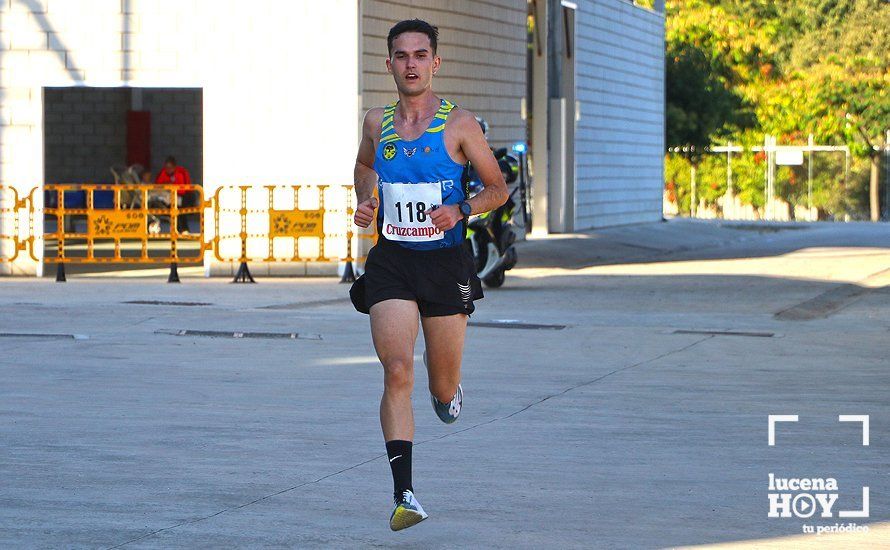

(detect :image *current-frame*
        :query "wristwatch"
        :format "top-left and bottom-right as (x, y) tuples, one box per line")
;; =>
(458, 200), (472, 219)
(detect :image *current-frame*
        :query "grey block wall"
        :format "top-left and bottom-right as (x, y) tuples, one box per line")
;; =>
(43, 88), (128, 184)
(361, 0), (527, 150)
(42, 88), (202, 185)
(574, 0), (664, 228)
(142, 89), (203, 184)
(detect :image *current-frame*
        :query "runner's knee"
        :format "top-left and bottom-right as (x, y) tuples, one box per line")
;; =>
(383, 359), (414, 393)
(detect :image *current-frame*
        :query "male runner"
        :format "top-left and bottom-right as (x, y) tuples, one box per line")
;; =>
(349, 19), (508, 531)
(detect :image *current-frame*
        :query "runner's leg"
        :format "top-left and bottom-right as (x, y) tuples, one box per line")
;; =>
(371, 298), (430, 529)
(370, 299), (420, 440)
(420, 313), (468, 403)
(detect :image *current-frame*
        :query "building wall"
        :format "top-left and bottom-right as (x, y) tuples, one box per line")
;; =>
(0, 0), (665, 275)
(361, 0), (527, 150)
(142, 88), (202, 184)
(0, 0), (358, 275)
(43, 87), (128, 184)
(42, 87), (202, 185)
(574, 0), (664, 228)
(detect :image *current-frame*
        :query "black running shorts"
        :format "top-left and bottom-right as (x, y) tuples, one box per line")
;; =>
(350, 237), (484, 317)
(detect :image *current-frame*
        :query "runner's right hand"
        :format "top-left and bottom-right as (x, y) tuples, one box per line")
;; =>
(354, 197), (379, 228)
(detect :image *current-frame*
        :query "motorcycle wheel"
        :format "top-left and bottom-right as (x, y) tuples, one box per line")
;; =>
(483, 268), (506, 288)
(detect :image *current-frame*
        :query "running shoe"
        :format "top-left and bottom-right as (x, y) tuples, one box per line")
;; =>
(424, 351), (463, 424)
(390, 489), (428, 531)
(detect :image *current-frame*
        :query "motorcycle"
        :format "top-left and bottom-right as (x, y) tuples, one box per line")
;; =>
(463, 134), (530, 288)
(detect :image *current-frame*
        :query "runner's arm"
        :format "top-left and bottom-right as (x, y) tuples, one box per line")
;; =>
(354, 109), (381, 203)
(455, 110), (509, 215)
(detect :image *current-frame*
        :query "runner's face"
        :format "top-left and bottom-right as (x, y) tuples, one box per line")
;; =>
(387, 32), (439, 96)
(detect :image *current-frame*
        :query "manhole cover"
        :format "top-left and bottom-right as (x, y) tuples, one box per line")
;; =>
(723, 223), (808, 233)
(124, 300), (212, 306)
(155, 329), (322, 340)
(0, 332), (89, 340)
(469, 320), (566, 330)
(672, 329), (774, 338)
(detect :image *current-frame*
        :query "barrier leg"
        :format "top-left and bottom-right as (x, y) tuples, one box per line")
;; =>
(340, 261), (355, 284)
(232, 261), (255, 283)
(55, 263), (66, 283)
(341, 225), (356, 284)
(168, 262), (180, 283)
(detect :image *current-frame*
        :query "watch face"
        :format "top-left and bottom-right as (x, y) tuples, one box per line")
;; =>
(460, 202), (471, 216)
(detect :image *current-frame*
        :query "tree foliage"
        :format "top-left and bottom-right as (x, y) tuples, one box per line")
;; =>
(665, 0), (889, 217)
(666, 41), (751, 163)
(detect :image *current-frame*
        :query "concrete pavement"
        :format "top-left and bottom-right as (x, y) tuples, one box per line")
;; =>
(1, 219), (888, 548)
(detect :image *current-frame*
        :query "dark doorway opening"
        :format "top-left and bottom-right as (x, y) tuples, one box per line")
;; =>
(42, 87), (203, 275)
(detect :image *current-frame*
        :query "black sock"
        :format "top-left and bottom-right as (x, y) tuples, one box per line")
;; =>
(385, 440), (413, 500)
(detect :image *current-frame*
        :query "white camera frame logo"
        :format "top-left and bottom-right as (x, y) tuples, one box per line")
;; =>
(767, 414), (869, 519)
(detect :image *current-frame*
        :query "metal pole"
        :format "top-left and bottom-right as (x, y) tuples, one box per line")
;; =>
(690, 164), (697, 217)
(763, 135), (769, 220)
(807, 133), (813, 220)
(871, 146), (880, 222)
(769, 136), (776, 220)
(518, 151), (529, 227)
(881, 130), (890, 220)
(726, 142), (732, 219)
(726, 142), (733, 196)
(764, 135), (773, 220)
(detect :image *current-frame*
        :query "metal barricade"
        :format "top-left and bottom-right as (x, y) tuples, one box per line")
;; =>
(35, 183), (206, 281)
(0, 186), (26, 263)
(211, 184), (374, 283)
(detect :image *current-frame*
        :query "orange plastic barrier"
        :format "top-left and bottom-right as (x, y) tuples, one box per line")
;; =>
(0, 186), (27, 263)
(35, 184), (206, 280)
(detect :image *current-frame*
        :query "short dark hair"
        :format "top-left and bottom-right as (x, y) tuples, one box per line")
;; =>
(387, 19), (438, 57)
(164, 156), (176, 165)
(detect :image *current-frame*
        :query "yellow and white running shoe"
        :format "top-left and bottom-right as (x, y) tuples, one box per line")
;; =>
(390, 490), (428, 531)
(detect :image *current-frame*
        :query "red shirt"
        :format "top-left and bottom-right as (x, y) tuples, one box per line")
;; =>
(156, 166), (192, 195)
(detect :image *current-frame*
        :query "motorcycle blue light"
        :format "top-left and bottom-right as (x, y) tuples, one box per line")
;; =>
(512, 143), (527, 153)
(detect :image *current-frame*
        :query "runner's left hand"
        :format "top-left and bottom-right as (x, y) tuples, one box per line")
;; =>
(428, 204), (462, 232)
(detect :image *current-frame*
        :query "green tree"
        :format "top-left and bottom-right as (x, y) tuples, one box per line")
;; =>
(665, 0), (889, 219)
(666, 42), (749, 160)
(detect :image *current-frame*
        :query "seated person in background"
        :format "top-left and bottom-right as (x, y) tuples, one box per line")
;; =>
(155, 156), (194, 233)
(155, 156), (191, 195)
(143, 168), (170, 207)
(142, 167), (167, 234)
(114, 163), (143, 208)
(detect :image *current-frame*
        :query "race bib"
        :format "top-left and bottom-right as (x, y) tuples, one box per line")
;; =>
(381, 182), (443, 242)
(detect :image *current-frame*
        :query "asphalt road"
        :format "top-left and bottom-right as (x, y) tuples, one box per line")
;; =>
(1, 219), (888, 549)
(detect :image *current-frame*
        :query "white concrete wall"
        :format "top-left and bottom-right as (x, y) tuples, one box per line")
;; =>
(361, 0), (527, 151)
(574, 0), (664, 228)
(0, 0), (359, 275)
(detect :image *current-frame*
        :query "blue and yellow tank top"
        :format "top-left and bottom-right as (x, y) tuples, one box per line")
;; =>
(375, 98), (466, 250)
